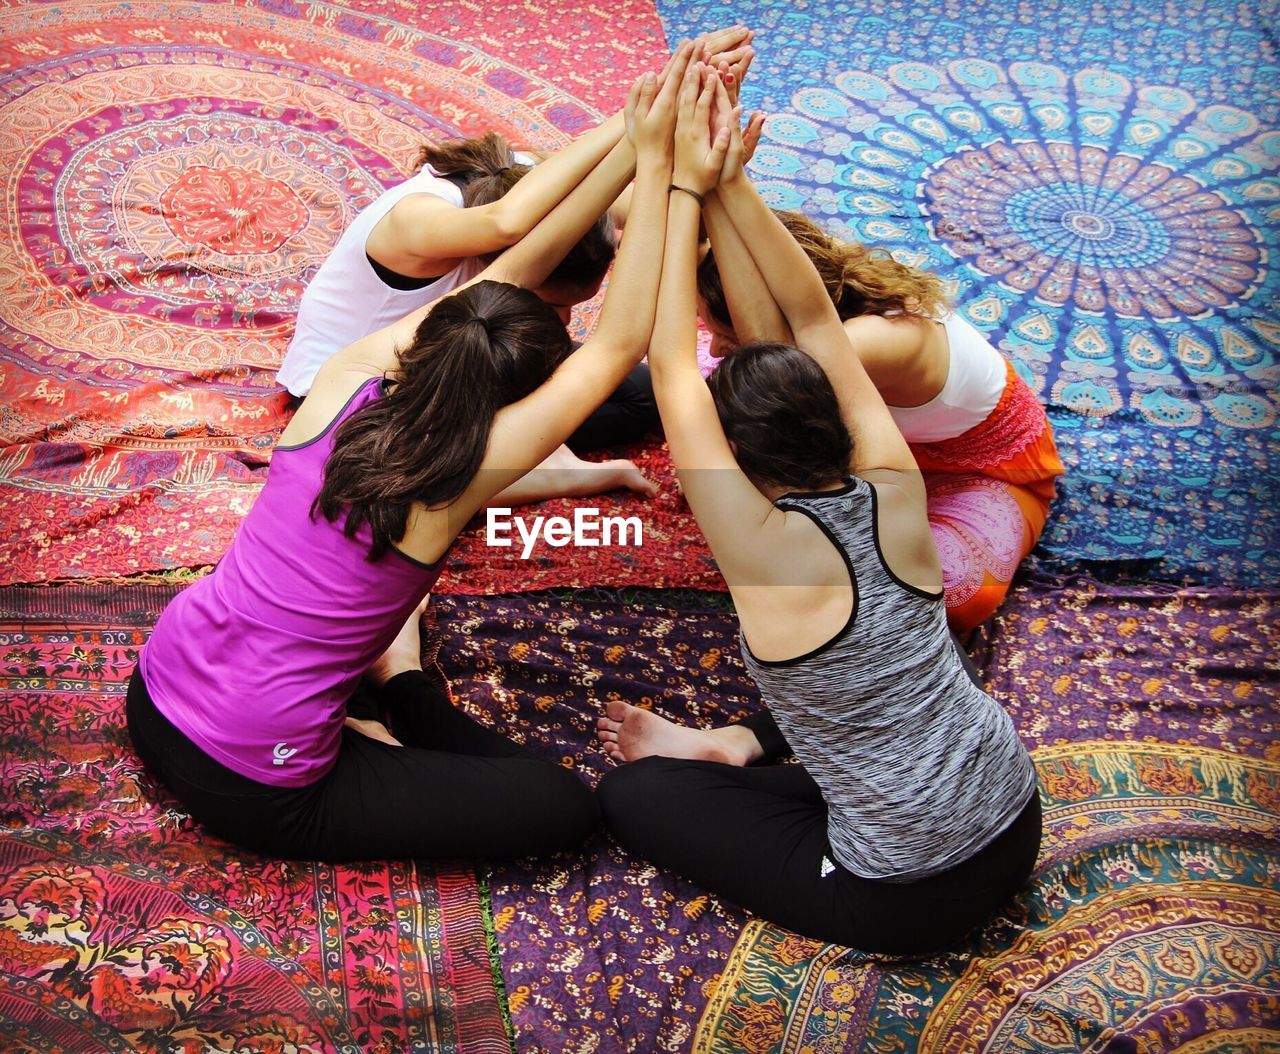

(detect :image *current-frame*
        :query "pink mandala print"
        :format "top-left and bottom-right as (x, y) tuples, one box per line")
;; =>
(162, 164), (309, 256)
(2, 2), (605, 386)
(57, 114), (367, 333)
(924, 475), (1025, 605)
(0, 0), (646, 587)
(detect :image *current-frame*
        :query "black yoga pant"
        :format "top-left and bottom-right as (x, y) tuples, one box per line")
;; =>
(568, 362), (660, 452)
(126, 667), (599, 862)
(599, 746), (1040, 955)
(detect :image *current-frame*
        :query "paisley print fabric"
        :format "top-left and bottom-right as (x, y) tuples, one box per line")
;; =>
(0, 584), (510, 1052)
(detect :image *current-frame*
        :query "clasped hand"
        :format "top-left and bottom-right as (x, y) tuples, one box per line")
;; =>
(625, 28), (763, 190)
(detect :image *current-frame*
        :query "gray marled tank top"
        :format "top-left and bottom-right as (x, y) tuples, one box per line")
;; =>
(740, 476), (1037, 882)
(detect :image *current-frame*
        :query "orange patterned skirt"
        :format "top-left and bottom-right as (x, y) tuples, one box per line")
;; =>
(908, 359), (1065, 633)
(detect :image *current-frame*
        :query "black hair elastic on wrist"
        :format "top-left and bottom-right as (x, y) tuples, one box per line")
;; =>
(669, 183), (706, 207)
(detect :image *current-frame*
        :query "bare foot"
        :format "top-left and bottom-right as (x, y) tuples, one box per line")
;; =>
(595, 700), (762, 765)
(344, 716), (403, 746)
(368, 596), (430, 688)
(567, 457), (658, 500)
(493, 445), (658, 505)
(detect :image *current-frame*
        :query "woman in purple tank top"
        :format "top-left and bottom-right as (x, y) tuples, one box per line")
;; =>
(126, 48), (697, 863)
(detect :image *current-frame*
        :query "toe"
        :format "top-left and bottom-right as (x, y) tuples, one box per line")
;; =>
(629, 474), (659, 497)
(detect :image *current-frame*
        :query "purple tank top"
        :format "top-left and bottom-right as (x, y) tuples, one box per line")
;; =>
(139, 378), (442, 786)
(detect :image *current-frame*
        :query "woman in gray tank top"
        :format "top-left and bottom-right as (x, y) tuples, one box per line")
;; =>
(595, 70), (1040, 954)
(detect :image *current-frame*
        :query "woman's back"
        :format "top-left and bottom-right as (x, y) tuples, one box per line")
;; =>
(846, 312), (1006, 441)
(139, 378), (440, 786)
(592, 65), (1042, 952)
(739, 476), (1037, 882)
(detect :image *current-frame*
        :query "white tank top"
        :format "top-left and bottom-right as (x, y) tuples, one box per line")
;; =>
(887, 314), (1007, 443)
(278, 164), (482, 397)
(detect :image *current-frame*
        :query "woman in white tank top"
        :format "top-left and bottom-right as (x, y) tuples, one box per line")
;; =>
(279, 145), (537, 398)
(280, 28), (755, 507)
(697, 209), (1064, 633)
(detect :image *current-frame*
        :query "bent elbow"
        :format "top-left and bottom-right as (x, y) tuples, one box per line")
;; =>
(490, 207), (531, 247)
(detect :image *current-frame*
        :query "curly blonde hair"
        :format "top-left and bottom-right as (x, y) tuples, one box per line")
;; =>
(698, 210), (948, 329)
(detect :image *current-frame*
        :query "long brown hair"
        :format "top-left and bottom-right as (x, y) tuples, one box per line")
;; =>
(418, 132), (617, 291)
(417, 132), (531, 207)
(314, 281), (573, 558)
(698, 210), (948, 332)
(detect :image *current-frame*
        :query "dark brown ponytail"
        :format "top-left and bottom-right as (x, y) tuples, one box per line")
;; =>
(314, 281), (573, 558)
(416, 132), (532, 207)
(708, 341), (853, 491)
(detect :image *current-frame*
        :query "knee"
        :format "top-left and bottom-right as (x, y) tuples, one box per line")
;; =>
(532, 764), (602, 848)
(597, 757), (683, 835)
(946, 580), (1010, 634)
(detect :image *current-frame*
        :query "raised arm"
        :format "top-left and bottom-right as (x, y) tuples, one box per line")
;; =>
(712, 84), (917, 476)
(701, 192), (791, 345)
(324, 52), (685, 388)
(321, 142), (639, 392)
(644, 64), (793, 587)
(602, 25), (754, 232)
(370, 116), (626, 271)
(697, 50), (786, 347)
(480, 136), (637, 291)
(386, 28), (754, 267)
(450, 56), (689, 515)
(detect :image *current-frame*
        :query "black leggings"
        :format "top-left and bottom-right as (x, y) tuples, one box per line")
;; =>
(568, 362), (660, 452)
(598, 716), (1041, 955)
(126, 667), (599, 862)
(598, 631), (1038, 955)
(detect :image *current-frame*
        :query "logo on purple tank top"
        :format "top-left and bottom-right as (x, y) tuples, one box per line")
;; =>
(272, 743), (299, 766)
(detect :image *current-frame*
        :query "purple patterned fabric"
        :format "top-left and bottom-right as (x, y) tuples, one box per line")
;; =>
(973, 571), (1278, 756)
(431, 591), (762, 1053)
(430, 579), (1278, 1053)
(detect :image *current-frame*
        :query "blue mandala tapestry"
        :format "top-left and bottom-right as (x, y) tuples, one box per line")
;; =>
(659, 0), (1279, 587)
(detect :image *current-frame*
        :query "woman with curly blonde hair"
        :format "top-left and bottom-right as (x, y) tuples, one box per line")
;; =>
(696, 208), (1064, 634)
